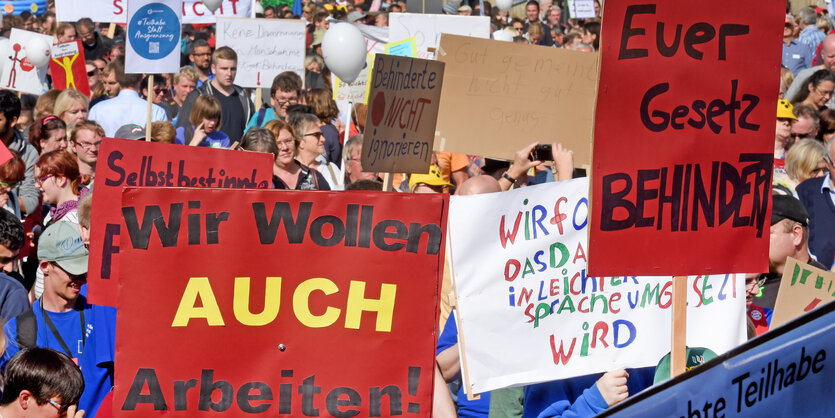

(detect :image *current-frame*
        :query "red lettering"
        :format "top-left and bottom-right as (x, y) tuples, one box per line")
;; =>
(551, 197), (568, 234)
(550, 278), (559, 296)
(230, 0), (239, 14)
(692, 277), (703, 307)
(658, 281), (673, 309)
(572, 242), (587, 264)
(578, 296), (589, 313)
(569, 272), (583, 295)
(550, 335), (575, 365)
(193, 3), (204, 16)
(518, 287), (533, 306)
(113, 0), (124, 15)
(504, 259), (520, 282)
(591, 321), (609, 348)
(499, 212), (523, 248)
(609, 292), (621, 313)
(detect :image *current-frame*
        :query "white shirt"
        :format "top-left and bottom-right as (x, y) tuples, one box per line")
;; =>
(88, 89), (168, 137)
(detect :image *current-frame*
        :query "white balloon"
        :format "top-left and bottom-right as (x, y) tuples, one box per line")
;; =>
(25, 37), (50, 68)
(203, 0), (223, 13)
(322, 24), (366, 84)
(496, 0), (513, 12)
(0, 39), (9, 76)
(254, 2), (264, 14)
(492, 29), (513, 42)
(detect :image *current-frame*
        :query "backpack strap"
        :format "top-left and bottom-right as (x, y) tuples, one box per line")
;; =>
(256, 107), (269, 127)
(15, 309), (37, 348)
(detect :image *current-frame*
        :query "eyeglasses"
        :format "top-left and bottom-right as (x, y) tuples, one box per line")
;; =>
(153, 87), (170, 95)
(75, 140), (102, 149)
(790, 132), (814, 139)
(47, 398), (71, 414)
(86, 69), (97, 77)
(304, 132), (324, 141)
(815, 86), (835, 97)
(35, 175), (52, 185)
(275, 98), (299, 108)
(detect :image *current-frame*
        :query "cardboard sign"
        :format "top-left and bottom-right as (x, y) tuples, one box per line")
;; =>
(113, 188), (447, 416)
(126, 0), (182, 74)
(0, 29), (52, 95)
(50, 40), (90, 96)
(434, 34), (597, 165)
(447, 179), (745, 394)
(57, 0), (252, 24)
(389, 13), (490, 59)
(333, 54), (374, 104)
(216, 18), (305, 89)
(588, 1), (784, 276)
(87, 138), (274, 306)
(771, 257), (835, 328)
(568, 0), (596, 19)
(362, 54), (445, 174)
(602, 300), (835, 418)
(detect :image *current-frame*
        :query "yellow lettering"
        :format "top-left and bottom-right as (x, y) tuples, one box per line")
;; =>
(345, 281), (396, 332)
(171, 277), (225, 327)
(293, 278), (341, 328)
(233, 277), (282, 326)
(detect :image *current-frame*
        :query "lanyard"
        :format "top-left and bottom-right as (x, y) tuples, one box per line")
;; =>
(38, 298), (85, 358)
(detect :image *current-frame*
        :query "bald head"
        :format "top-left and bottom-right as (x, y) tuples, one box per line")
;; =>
(456, 175), (501, 196)
(821, 34), (835, 71)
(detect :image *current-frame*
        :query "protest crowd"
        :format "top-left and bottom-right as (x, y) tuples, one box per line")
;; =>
(0, 0), (826, 417)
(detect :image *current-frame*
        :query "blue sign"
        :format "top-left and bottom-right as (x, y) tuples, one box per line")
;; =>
(128, 3), (179, 60)
(601, 301), (835, 417)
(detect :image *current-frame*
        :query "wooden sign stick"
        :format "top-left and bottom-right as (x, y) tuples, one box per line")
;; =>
(255, 88), (262, 112)
(671, 275), (687, 377)
(145, 75), (153, 142)
(107, 23), (116, 39)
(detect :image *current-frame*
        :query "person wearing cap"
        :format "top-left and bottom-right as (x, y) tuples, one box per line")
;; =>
(796, 138), (835, 271)
(409, 166), (454, 193)
(458, 4), (472, 15)
(758, 194), (828, 310)
(347, 11), (368, 24)
(775, 98), (797, 159)
(2, 221), (116, 417)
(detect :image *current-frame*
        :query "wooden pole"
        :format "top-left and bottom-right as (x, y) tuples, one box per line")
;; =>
(671, 275), (687, 377)
(145, 75), (153, 142)
(107, 23), (116, 39)
(382, 173), (393, 191)
(255, 88), (262, 112)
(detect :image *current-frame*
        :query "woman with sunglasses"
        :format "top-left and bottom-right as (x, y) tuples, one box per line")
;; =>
(32, 150), (87, 298)
(250, 123), (329, 190)
(291, 112), (341, 189)
(28, 116), (67, 155)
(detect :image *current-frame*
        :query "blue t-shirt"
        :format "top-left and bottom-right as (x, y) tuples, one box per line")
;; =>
(437, 312), (490, 418)
(2, 298), (117, 417)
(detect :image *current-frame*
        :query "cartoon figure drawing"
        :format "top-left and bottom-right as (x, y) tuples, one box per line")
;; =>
(6, 43), (22, 88)
(52, 53), (79, 90)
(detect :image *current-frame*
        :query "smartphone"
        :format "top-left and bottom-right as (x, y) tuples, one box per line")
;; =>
(529, 144), (553, 161)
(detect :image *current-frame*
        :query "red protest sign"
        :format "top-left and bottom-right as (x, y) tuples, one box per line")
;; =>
(588, 1), (783, 276)
(113, 188), (446, 416)
(87, 138), (273, 306)
(49, 40), (90, 96)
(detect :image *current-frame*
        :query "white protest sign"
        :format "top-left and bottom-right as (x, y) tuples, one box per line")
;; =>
(57, 0), (252, 25)
(447, 179), (746, 394)
(126, 0), (182, 74)
(215, 17), (305, 89)
(333, 54), (374, 103)
(389, 13), (490, 59)
(0, 29), (52, 95)
(568, 0), (596, 19)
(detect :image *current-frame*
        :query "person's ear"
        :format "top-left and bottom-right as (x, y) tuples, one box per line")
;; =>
(18, 389), (34, 410)
(792, 224), (804, 247)
(39, 260), (50, 275)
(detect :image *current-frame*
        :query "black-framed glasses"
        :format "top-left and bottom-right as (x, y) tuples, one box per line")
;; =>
(86, 70), (97, 77)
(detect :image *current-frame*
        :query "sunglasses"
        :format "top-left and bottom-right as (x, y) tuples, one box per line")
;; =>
(47, 398), (71, 414)
(153, 87), (170, 94)
(86, 69), (97, 77)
